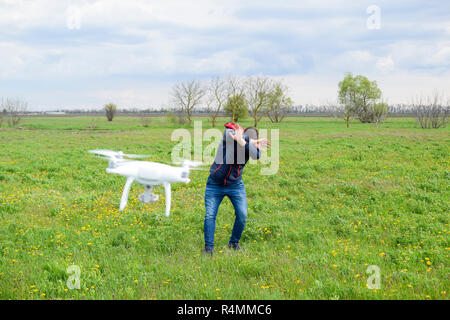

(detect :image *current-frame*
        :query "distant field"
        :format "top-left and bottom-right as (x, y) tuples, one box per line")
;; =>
(0, 116), (448, 299)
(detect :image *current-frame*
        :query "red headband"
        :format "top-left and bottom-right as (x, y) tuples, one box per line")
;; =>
(224, 122), (244, 131)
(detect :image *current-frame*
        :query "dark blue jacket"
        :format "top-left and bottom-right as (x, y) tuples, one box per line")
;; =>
(208, 129), (260, 186)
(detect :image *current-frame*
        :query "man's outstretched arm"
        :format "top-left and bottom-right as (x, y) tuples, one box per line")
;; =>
(245, 136), (260, 160)
(228, 127), (270, 160)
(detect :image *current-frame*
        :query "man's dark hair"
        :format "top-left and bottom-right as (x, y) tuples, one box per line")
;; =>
(244, 127), (259, 140)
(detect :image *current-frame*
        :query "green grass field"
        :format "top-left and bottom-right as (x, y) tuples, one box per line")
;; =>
(0, 116), (448, 300)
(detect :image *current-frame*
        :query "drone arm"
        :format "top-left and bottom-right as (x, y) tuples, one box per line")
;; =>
(119, 177), (134, 211)
(163, 182), (171, 217)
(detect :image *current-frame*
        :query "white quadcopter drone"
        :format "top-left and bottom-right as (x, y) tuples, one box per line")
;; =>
(89, 150), (202, 217)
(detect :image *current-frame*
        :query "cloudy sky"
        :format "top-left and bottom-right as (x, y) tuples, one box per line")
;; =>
(0, 0), (449, 110)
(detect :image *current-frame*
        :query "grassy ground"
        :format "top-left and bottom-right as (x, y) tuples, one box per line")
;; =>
(0, 116), (448, 300)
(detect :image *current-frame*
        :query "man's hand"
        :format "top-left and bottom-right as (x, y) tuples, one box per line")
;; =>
(250, 138), (271, 150)
(228, 128), (246, 147)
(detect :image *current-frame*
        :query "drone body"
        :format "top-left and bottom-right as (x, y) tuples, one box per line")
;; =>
(89, 150), (199, 216)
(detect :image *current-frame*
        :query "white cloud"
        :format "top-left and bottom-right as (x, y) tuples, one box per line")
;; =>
(275, 70), (450, 106)
(93, 86), (171, 109)
(431, 46), (450, 66)
(376, 55), (395, 74)
(326, 50), (377, 75)
(0, 0), (449, 109)
(0, 0), (237, 31)
(383, 40), (450, 71)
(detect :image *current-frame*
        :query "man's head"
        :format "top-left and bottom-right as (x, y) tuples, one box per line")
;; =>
(244, 127), (259, 140)
(224, 122), (243, 131)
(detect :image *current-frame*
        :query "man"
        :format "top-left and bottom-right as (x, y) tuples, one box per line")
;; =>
(203, 122), (270, 256)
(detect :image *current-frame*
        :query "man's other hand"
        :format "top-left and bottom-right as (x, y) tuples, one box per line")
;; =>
(250, 138), (271, 150)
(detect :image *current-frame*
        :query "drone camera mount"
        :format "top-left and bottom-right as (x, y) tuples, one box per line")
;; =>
(139, 185), (159, 204)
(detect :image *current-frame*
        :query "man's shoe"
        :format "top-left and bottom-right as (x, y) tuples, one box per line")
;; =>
(228, 242), (241, 251)
(203, 247), (214, 256)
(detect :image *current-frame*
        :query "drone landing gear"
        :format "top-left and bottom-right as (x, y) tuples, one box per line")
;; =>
(139, 185), (159, 204)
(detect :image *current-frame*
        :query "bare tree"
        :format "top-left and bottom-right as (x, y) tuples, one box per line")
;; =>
(412, 91), (448, 129)
(322, 100), (342, 119)
(266, 81), (293, 123)
(223, 76), (248, 122)
(1, 97), (28, 127)
(170, 80), (205, 125)
(245, 76), (272, 127)
(206, 77), (227, 127)
(372, 101), (388, 125)
(226, 76), (244, 98)
(224, 93), (248, 122)
(104, 103), (117, 122)
(223, 76), (247, 122)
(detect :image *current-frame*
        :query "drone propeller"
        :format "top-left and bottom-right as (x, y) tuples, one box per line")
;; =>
(171, 159), (205, 168)
(89, 150), (149, 159)
(183, 160), (204, 168)
(171, 160), (206, 171)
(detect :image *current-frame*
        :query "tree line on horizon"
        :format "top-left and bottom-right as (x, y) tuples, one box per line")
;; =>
(107, 73), (448, 129)
(168, 76), (293, 127)
(1, 73), (448, 129)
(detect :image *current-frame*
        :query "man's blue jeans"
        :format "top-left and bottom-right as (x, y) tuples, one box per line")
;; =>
(204, 177), (247, 250)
